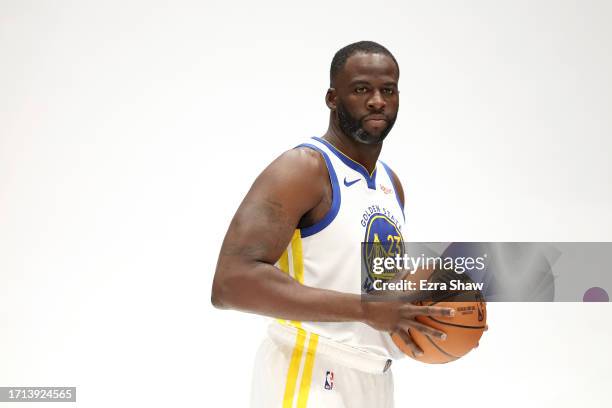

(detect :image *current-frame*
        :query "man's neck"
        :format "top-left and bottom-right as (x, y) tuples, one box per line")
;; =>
(322, 121), (382, 174)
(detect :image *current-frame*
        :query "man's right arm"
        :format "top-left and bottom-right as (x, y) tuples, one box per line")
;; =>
(211, 147), (366, 322)
(211, 147), (452, 352)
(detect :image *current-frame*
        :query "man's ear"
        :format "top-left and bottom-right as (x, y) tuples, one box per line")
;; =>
(325, 88), (337, 110)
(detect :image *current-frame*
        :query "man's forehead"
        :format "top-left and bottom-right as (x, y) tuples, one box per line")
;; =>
(338, 52), (399, 83)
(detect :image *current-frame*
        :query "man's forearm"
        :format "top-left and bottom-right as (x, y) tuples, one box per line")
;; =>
(212, 260), (366, 324)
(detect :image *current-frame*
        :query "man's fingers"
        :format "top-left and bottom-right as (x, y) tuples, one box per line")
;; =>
(404, 305), (455, 318)
(399, 319), (447, 340)
(396, 329), (423, 357)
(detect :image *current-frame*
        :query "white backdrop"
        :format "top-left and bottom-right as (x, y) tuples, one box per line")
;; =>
(1, 1), (611, 407)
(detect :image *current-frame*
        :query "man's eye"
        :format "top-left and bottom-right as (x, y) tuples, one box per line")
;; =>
(382, 88), (394, 94)
(355, 87), (368, 93)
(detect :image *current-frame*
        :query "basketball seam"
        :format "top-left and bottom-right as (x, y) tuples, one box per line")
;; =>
(426, 316), (486, 330)
(419, 331), (461, 361)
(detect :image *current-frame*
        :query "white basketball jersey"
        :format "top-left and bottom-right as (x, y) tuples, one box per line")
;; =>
(275, 137), (406, 360)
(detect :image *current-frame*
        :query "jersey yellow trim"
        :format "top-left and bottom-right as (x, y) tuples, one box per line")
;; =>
(291, 229), (304, 284)
(279, 248), (289, 275)
(276, 248), (291, 326)
(289, 230), (303, 328)
(282, 329), (306, 408)
(276, 230), (304, 328)
(289, 229), (304, 329)
(296, 333), (319, 408)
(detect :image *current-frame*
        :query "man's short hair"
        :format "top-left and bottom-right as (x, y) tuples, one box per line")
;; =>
(330, 41), (399, 86)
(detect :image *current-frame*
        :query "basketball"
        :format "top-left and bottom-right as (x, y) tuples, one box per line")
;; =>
(392, 297), (487, 364)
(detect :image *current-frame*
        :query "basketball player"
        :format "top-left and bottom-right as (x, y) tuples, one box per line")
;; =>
(211, 41), (454, 408)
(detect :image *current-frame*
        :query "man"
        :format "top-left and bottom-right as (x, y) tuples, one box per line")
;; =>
(211, 41), (453, 408)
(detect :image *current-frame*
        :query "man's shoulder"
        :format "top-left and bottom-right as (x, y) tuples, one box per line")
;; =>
(272, 144), (328, 176)
(252, 145), (330, 199)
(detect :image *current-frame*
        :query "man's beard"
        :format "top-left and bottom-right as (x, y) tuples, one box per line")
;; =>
(336, 102), (396, 145)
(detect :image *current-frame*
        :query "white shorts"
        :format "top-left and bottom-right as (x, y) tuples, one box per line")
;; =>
(250, 323), (394, 408)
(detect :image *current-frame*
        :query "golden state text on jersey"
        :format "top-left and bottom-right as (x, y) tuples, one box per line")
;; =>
(362, 206), (405, 293)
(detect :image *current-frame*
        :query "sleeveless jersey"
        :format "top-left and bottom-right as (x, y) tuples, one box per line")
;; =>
(275, 136), (406, 360)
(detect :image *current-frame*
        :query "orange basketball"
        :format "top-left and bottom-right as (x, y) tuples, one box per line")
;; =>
(392, 299), (487, 364)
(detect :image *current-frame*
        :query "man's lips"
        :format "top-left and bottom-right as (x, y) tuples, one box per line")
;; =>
(363, 115), (388, 127)
(364, 115), (387, 122)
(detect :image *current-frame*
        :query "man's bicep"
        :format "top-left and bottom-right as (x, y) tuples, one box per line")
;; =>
(221, 195), (296, 265)
(220, 148), (325, 265)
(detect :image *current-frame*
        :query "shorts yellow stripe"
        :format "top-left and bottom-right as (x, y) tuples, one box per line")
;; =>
(296, 333), (319, 408)
(282, 329), (306, 408)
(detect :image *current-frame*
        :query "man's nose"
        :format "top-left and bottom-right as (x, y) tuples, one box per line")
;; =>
(367, 91), (385, 111)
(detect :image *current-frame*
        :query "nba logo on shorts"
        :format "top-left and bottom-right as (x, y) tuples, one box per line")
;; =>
(324, 371), (334, 390)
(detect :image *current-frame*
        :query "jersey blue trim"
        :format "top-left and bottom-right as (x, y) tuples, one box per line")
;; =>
(312, 137), (377, 190)
(380, 160), (405, 221)
(295, 143), (341, 238)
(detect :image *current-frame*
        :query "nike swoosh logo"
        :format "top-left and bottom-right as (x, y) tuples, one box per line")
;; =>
(344, 177), (360, 187)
